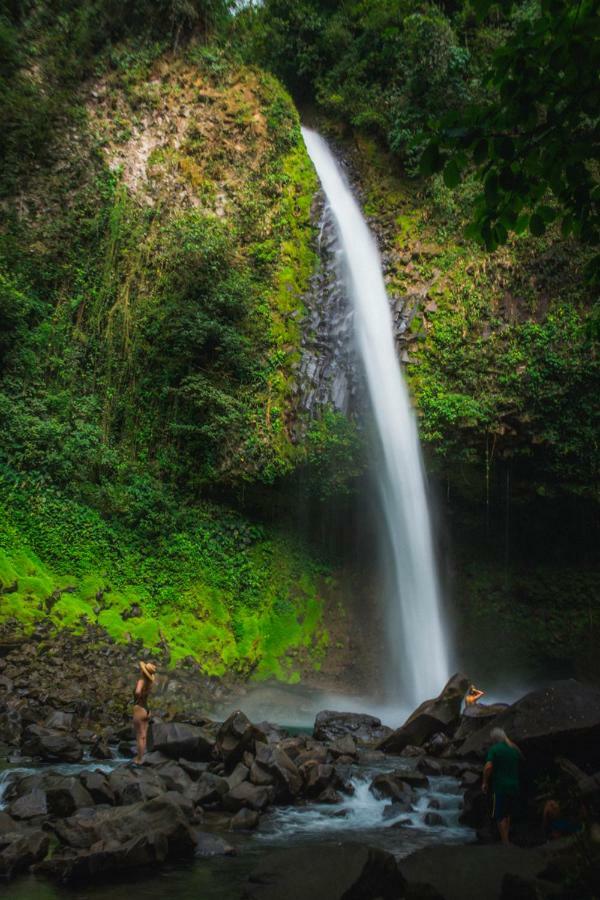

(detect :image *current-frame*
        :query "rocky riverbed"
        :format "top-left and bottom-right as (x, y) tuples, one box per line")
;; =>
(2, 634), (600, 898)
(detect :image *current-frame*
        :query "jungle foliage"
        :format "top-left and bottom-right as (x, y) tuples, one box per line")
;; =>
(239, 0), (599, 259)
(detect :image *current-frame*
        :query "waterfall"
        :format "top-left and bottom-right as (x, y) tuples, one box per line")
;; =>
(302, 127), (449, 707)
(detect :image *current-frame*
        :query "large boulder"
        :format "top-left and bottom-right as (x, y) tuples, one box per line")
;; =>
(222, 782), (273, 813)
(452, 704), (508, 744)
(48, 795), (195, 859)
(399, 842), (568, 900)
(254, 742), (302, 800)
(0, 828), (49, 879)
(243, 843), (405, 900)
(148, 721), (215, 762)
(313, 711), (393, 747)
(455, 681), (600, 763)
(9, 775), (93, 820)
(216, 710), (266, 769)
(377, 673), (470, 754)
(369, 774), (414, 809)
(21, 724), (83, 763)
(107, 765), (165, 805)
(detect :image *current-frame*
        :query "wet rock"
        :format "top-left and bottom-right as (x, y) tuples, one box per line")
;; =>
(230, 808), (260, 831)
(194, 772), (229, 806)
(243, 842), (405, 900)
(456, 681), (600, 763)
(0, 828), (49, 879)
(328, 734), (357, 759)
(148, 720), (215, 762)
(392, 769), (429, 789)
(378, 673), (469, 754)
(222, 781), (273, 812)
(254, 742), (302, 800)
(417, 758), (443, 776)
(369, 774), (414, 808)
(89, 738), (113, 760)
(194, 831), (236, 857)
(36, 794), (196, 883)
(427, 798), (440, 810)
(177, 758), (209, 780)
(295, 745), (329, 767)
(156, 761), (194, 795)
(9, 789), (48, 820)
(226, 762), (250, 791)
(313, 711), (393, 747)
(424, 812), (445, 826)
(107, 766), (164, 805)
(10, 775), (93, 820)
(21, 724), (83, 763)
(400, 843), (561, 900)
(317, 787), (342, 804)
(79, 771), (115, 806)
(453, 704), (508, 743)
(388, 817), (415, 829)
(250, 761), (275, 787)
(45, 710), (74, 731)
(216, 710), (265, 768)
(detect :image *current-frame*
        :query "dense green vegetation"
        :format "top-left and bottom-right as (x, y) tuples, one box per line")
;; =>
(0, 0), (597, 679)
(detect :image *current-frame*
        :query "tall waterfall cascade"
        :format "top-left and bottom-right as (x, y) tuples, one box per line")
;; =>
(302, 127), (449, 707)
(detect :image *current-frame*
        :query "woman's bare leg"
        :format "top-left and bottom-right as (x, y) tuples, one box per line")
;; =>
(139, 717), (149, 761)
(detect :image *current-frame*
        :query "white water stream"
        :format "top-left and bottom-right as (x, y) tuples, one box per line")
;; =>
(302, 128), (449, 707)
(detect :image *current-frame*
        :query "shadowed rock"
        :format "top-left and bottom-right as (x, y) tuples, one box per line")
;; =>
(378, 674), (470, 754)
(242, 842), (405, 900)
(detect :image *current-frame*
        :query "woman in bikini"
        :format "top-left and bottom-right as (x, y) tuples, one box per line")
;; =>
(133, 660), (157, 764)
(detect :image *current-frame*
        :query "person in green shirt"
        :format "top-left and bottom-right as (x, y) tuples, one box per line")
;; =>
(482, 727), (523, 845)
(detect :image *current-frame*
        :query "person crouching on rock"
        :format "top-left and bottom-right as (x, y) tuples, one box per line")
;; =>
(133, 660), (156, 764)
(482, 727), (523, 845)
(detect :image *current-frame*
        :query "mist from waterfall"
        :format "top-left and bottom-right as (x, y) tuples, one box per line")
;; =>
(302, 127), (449, 707)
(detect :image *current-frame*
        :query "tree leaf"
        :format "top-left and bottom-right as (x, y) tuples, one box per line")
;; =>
(443, 160), (460, 189)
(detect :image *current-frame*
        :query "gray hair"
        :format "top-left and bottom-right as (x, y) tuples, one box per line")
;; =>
(490, 727), (508, 743)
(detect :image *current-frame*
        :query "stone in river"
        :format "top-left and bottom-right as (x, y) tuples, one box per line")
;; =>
(243, 843), (405, 900)
(0, 828), (49, 880)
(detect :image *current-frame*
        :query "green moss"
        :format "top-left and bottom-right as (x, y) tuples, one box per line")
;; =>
(0, 471), (330, 679)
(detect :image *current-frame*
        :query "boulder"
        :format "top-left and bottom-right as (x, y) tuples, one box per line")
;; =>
(250, 761), (275, 787)
(424, 812), (445, 826)
(9, 789), (48, 820)
(0, 828), (49, 879)
(369, 774), (414, 809)
(9, 775), (93, 820)
(314, 711), (393, 747)
(148, 721), (215, 762)
(194, 772), (229, 806)
(222, 781), (273, 812)
(107, 766), (164, 805)
(21, 724), (83, 763)
(452, 704), (508, 743)
(456, 681), (600, 764)
(226, 762), (250, 791)
(400, 842), (564, 900)
(230, 808), (260, 831)
(254, 742), (302, 800)
(156, 761), (194, 795)
(243, 842), (405, 900)
(55, 795), (195, 859)
(79, 771), (115, 806)
(36, 832), (171, 883)
(328, 734), (358, 759)
(378, 673), (469, 754)
(216, 710), (265, 768)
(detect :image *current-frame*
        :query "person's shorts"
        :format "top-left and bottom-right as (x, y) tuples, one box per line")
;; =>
(492, 791), (517, 821)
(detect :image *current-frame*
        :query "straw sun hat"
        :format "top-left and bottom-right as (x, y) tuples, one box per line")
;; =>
(139, 661), (157, 682)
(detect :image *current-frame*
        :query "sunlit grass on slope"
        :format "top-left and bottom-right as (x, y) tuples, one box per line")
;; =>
(0, 473), (330, 679)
